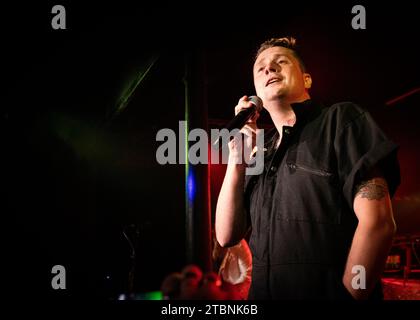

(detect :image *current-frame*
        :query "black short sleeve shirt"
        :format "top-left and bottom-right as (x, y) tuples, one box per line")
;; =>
(244, 100), (400, 299)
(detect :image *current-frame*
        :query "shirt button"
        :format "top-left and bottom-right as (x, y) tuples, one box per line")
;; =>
(270, 166), (277, 172)
(284, 128), (290, 134)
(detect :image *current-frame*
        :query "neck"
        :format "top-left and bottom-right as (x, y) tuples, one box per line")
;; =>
(270, 106), (295, 134)
(267, 94), (310, 133)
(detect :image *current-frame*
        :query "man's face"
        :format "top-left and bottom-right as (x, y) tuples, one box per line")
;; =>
(253, 46), (311, 107)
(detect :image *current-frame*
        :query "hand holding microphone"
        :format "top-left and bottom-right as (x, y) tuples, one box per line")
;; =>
(228, 95), (262, 132)
(212, 95), (263, 150)
(227, 95), (263, 164)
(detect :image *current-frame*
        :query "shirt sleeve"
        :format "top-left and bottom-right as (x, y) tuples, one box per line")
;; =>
(333, 103), (400, 209)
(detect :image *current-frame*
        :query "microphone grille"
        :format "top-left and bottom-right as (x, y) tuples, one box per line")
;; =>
(248, 96), (263, 111)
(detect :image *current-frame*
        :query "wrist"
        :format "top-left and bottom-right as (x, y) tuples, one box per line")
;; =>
(226, 160), (247, 172)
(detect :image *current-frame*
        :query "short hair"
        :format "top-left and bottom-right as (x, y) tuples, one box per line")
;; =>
(254, 36), (306, 72)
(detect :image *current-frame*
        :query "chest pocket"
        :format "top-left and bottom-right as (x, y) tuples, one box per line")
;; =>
(273, 148), (342, 225)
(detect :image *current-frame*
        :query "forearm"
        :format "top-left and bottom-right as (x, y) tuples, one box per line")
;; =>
(215, 163), (248, 247)
(343, 221), (395, 299)
(216, 96), (259, 247)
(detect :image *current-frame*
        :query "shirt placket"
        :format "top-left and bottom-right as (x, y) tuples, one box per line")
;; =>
(262, 126), (295, 295)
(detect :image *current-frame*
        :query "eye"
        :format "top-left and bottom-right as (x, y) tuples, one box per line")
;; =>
(278, 59), (288, 64)
(257, 66), (264, 72)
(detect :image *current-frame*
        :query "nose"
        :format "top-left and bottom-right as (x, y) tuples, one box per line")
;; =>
(264, 61), (279, 74)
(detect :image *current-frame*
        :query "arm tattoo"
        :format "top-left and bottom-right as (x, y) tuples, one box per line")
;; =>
(355, 178), (388, 200)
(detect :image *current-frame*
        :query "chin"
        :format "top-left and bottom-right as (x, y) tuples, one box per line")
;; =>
(264, 91), (286, 102)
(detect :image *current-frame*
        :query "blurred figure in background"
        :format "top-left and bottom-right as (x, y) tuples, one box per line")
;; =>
(161, 264), (228, 299)
(212, 231), (252, 300)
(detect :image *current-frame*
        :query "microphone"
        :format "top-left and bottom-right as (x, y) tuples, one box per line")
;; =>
(223, 96), (263, 132)
(212, 95), (263, 148)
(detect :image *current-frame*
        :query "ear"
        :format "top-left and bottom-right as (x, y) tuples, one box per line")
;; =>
(303, 73), (312, 89)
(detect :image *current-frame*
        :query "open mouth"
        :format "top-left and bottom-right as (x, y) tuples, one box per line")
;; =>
(266, 77), (283, 86)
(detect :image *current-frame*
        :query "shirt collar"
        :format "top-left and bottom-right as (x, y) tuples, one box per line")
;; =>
(264, 99), (323, 153)
(290, 99), (322, 125)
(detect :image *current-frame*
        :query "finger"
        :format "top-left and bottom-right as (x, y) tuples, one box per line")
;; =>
(235, 100), (255, 116)
(239, 95), (248, 103)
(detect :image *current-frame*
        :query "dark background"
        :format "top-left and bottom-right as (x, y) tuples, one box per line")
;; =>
(1, 1), (419, 299)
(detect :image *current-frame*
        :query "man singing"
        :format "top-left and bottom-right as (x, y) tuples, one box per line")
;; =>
(215, 37), (400, 299)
